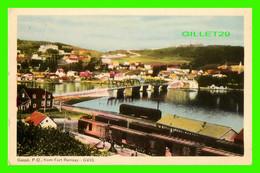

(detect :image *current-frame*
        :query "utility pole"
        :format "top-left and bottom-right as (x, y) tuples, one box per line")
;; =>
(44, 88), (46, 113)
(157, 98), (160, 110)
(63, 111), (66, 132)
(59, 89), (62, 112)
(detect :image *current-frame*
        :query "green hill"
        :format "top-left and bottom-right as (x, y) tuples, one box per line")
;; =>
(132, 45), (244, 68)
(17, 39), (244, 69)
(17, 39), (101, 57)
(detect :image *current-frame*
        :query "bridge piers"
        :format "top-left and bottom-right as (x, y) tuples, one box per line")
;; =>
(153, 85), (160, 95)
(117, 88), (125, 99)
(140, 85), (148, 92)
(132, 86), (141, 98)
(161, 85), (168, 92)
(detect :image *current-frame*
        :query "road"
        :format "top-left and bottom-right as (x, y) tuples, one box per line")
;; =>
(127, 50), (141, 57)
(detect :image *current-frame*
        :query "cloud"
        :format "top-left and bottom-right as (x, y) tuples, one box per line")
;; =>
(18, 15), (244, 51)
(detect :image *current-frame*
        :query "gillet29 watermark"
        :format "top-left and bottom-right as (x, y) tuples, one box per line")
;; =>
(182, 31), (230, 37)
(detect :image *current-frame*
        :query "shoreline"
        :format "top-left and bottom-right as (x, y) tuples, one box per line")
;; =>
(54, 96), (102, 105)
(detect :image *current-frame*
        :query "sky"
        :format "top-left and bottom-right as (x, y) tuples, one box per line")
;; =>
(18, 15), (244, 52)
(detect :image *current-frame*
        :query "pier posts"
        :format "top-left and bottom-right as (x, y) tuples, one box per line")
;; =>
(132, 86), (141, 98)
(117, 88), (125, 99)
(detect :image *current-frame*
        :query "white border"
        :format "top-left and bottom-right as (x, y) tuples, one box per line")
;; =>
(8, 8), (252, 165)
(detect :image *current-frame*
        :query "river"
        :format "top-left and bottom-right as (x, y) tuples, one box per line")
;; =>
(74, 88), (244, 132)
(21, 82), (244, 132)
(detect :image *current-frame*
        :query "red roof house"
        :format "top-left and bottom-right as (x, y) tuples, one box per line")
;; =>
(25, 112), (57, 128)
(234, 129), (244, 144)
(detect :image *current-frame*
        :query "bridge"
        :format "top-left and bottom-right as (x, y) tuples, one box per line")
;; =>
(54, 82), (169, 98)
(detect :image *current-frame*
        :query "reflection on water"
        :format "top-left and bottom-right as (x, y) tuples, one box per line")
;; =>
(74, 89), (244, 132)
(166, 89), (198, 104)
(20, 82), (95, 95)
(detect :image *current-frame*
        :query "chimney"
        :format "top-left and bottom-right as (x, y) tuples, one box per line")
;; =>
(202, 122), (206, 128)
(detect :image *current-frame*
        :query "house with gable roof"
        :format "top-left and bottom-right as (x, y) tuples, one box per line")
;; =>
(25, 112), (57, 128)
(17, 88), (54, 112)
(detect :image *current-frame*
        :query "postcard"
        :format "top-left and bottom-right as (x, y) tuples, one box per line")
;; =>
(8, 8), (252, 165)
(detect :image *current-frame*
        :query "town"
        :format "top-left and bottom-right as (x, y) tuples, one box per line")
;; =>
(16, 42), (244, 157)
(17, 43), (244, 89)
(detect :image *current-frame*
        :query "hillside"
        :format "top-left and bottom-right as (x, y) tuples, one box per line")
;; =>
(131, 45), (244, 68)
(17, 39), (244, 69)
(17, 39), (102, 57)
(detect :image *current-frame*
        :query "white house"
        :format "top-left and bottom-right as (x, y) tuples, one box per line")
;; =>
(22, 73), (33, 81)
(25, 112), (57, 128)
(124, 61), (130, 66)
(108, 65), (114, 69)
(31, 54), (46, 61)
(129, 65), (136, 70)
(212, 74), (227, 78)
(114, 73), (125, 80)
(55, 68), (66, 77)
(197, 70), (204, 75)
(67, 70), (78, 77)
(101, 58), (112, 64)
(66, 58), (78, 64)
(144, 65), (152, 70)
(148, 70), (153, 74)
(38, 44), (59, 52)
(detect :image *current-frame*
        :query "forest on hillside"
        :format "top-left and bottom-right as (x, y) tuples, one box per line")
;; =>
(135, 45), (244, 69)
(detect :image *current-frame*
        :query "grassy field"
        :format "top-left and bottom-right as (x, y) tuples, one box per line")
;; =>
(54, 96), (101, 105)
(116, 55), (193, 65)
(19, 108), (92, 120)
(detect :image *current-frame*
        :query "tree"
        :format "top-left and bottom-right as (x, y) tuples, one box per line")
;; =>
(46, 49), (59, 55)
(17, 122), (110, 156)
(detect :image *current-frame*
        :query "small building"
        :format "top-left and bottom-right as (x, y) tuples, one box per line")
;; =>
(212, 74), (227, 78)
(67, 70), (79, 77)
(230, 62), (244, 74)
(109, 71), (116, 78)
(22, 73), (33, 81)
(218, 64), (229, 70)
(159, 70), (172, 77)
(101, 58), (112, 64)
(129, 65), (136, 70)
(17, 88), (54, 112)
(232, 128), (243, 144)
(108, 65), (114, 69)
(38, 44), (58, 52)
(31, 54), (46, 61)
(66, 57), (79, 64)
(55, 68), (66, 77)
(144, 65), (152, 70)
(78, 55), (85, 61)
(114, 73), (125, 80)
(25, 112), (57, 128)
(59, 50), (65, 54)
(80, 71), (93, 78)
(112, 61), (120, 67)
(147, 70), (153, 74)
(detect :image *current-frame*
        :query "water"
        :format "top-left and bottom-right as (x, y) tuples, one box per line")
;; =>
(73, 89), (244, 132)
(21, 82), (244, 132)
(20, 82), (95, 95)
(54, 118), (78, 132)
